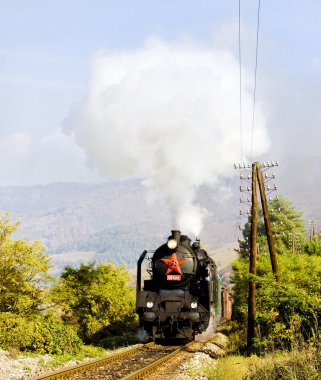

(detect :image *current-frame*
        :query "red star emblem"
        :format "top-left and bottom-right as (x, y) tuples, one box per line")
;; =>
(161, 252), (185, 275)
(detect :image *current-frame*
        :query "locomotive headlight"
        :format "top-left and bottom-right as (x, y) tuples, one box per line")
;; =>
(191, 302), (198, 309)
(167, 239), (178, 249)
(146, 301), (154, 308)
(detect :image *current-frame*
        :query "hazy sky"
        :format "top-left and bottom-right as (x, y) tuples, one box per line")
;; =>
(1, 1), (321, 186)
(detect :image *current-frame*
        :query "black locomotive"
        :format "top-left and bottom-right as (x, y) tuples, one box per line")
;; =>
(136, 230), (222, 341)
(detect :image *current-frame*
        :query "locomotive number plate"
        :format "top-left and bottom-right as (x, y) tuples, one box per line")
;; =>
(167, 275), (181, 281)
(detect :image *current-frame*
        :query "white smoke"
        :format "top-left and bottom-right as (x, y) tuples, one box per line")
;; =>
(136, 328), (149, 343)
(196, 311), (219, 342)
(66, 38), (270, 235)
(0, 131), (102, 186)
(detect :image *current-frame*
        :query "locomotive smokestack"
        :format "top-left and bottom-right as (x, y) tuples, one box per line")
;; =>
(171, 230), (181, 243)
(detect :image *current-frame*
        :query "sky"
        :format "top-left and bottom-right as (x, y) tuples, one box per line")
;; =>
(1, 0), (321, 187)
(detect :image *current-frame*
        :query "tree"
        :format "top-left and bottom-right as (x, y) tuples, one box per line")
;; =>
(0, 213), (52, 315)
(304, 236), (321, 256)
(232, 197), (321, 351)
(233, 252), (321, 351)
(53, 262), (137, 342)
(239, 196), (306, 258)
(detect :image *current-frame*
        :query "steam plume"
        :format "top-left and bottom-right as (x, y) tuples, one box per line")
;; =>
(66, 38), (270, 235)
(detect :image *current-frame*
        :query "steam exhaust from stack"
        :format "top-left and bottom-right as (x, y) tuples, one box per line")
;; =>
(66, 38), (270, 235)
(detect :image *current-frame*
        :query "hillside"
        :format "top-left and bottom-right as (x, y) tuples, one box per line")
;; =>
(0, 156), (319, 275)
(0, 180), (239, 274)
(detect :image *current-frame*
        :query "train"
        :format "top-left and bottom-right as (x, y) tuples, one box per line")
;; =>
(136, 230), (232, 342)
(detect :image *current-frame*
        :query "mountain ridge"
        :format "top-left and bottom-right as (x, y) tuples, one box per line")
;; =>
(1, 156), (319, 274)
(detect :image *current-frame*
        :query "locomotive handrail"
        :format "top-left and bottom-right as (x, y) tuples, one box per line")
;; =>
(137, 250), (148, 292)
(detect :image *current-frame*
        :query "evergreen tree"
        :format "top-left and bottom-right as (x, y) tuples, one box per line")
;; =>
(304, 236), (321, 256)
(239, 196), (306, 258)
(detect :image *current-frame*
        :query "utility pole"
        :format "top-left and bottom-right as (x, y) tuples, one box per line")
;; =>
(247, 162), (258, 351)
(310, 220), (316, 240)
(290, 233), (302, 253)
(257, 164), (279, 283)
(235, 160), (279, 352)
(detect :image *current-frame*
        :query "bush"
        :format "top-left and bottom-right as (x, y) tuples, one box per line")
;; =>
(30, 314), (81, 355)
(53, 262), (137, 343)
(0, 312), (81, 355)
(0, 313), (34, 351)
(97, 336), (138, 349)
(232, 252), (321, 352)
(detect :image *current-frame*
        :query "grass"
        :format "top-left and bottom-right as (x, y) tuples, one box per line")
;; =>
(196, 327), (321, 380)
(201, 347), (321, 380)
(245, 347), (321, 380)
(205, 355), (249, 380)
(41, 344), (108, 368)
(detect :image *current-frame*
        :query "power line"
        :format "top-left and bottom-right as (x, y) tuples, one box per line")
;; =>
(251, 0), (261, 162)
(238, 0), (243, 162)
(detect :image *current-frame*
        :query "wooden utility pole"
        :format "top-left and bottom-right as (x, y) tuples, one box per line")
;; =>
(256, 165), (280, 283)
(310, 220), (316, 240)
(237, 160), (279, 352)
(247, 162), (258, 351)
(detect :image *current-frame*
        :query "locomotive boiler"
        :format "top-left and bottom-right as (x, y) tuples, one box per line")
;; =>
(136, 230), (223, 341)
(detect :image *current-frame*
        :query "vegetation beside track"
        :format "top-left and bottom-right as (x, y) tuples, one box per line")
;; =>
(201, 196), (321, 379)
(0, 212), (138, 358)
(233, 196), (321, 353)
(2, 194), (321, 379)
(202, 342), (321, 380)
(33, 344), (108, 369)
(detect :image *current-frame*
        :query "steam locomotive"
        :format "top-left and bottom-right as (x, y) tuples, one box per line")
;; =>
(136, 230), (231, 341)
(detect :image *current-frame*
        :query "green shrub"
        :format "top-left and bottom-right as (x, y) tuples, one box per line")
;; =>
(0, 312), (34, 350)
(53, 262), (138, 343)
(30, 314), (81, 355)
(97, 336), (137, 349)
(232, 252), (321, 352)
(0, 312), (81, 355)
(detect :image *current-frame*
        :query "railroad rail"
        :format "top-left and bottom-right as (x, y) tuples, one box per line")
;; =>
(122, 341), (195, 380)
(32, 341), (195, 380)
(32, 343), (153, 380)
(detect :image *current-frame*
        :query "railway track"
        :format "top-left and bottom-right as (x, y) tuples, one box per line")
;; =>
(32, 341), (195, 380)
